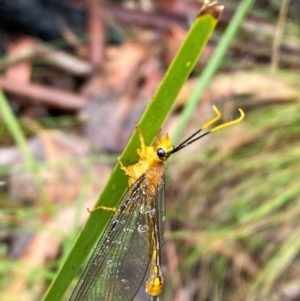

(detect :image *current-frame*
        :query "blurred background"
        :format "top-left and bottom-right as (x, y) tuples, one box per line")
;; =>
(0, 0), (300, 300)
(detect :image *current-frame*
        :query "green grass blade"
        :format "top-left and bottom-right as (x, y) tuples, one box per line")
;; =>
(43, 3), (222, 301)
(0, 90), (35, 169)
(0, 90), (51, 211)
(172, 0), (256, 144)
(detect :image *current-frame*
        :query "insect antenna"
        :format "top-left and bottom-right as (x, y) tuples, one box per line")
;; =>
(171, 106), (244, 154)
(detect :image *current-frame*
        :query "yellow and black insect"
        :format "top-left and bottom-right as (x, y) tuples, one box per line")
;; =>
(70, 106), (244, 301)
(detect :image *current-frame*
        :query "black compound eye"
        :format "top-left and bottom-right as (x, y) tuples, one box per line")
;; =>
(157, 148), (166, 158)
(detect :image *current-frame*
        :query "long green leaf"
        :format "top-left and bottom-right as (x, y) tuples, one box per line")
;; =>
(172, 0), (256, 143)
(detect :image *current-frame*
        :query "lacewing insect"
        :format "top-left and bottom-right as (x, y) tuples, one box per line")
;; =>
(70, 106), (245, 301)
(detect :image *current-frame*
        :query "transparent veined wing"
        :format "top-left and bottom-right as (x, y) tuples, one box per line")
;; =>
(70, 174), (165, 301)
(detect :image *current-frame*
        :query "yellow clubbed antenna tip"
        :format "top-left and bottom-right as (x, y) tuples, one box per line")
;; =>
(210, 108), (245, 132)
(202, 105), (221, 129)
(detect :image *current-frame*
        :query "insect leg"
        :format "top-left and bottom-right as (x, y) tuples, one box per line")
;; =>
(135, 124), (146, 147)
(87, 206), (116, 213)
(118, 156), (131, 173)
